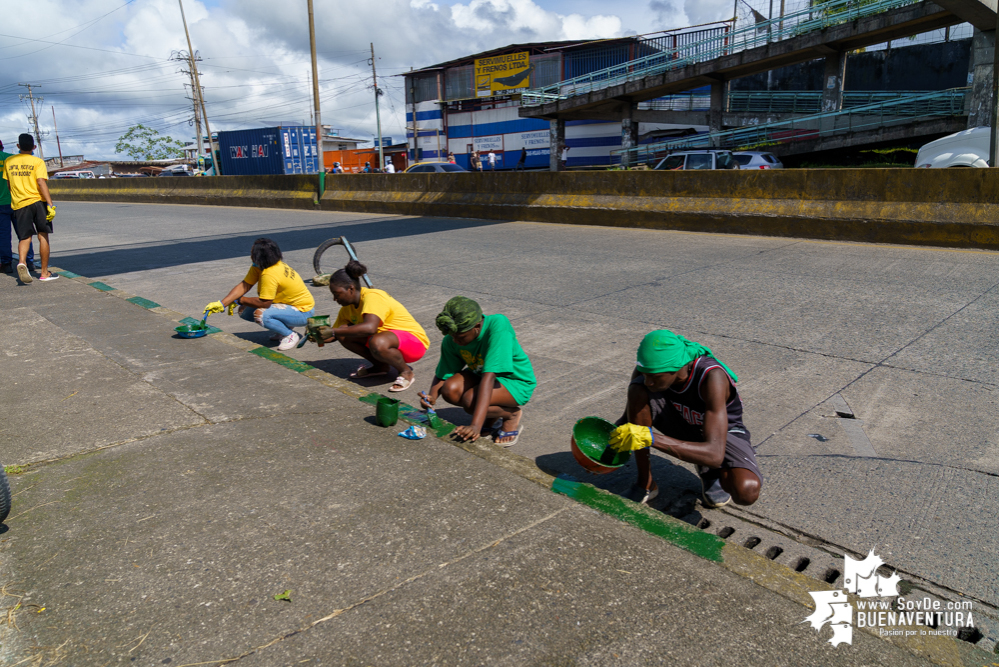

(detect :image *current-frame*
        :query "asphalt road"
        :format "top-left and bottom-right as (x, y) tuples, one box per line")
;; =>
(38, 201), (999, 618)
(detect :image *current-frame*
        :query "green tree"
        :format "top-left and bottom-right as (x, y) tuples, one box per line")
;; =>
(115, 124), (186, 160)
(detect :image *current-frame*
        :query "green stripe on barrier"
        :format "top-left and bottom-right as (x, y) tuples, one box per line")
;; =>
(56, 270), (82, 279)
(127, 296), (161, 309)
(249, 346), (314, 373)
(88, 281), (116, 291)
(552, 478), (725, 562)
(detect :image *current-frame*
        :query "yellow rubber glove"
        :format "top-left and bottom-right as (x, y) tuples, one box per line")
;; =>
(203, 301), (225, 316)
(609, 423), (654, 452)
(46, 205), (56, 222)
(226, 302), (237, 316)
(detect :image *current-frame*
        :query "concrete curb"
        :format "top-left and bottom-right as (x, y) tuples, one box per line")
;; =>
(41, 265), (994, 666)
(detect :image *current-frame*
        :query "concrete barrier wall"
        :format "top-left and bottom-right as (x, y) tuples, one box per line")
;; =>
(49, 174), (320, 210)
(320, 170), (999, 250)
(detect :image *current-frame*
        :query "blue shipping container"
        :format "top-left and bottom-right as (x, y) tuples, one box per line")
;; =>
(218, 126), (320, 176)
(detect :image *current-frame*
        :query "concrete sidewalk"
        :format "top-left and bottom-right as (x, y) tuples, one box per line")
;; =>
(0, 269), (986, 665)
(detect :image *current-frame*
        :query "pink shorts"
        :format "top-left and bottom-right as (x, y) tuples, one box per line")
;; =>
(366, 330), (428, 364)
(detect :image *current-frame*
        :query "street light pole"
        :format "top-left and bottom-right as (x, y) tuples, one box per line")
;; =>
(308, 0), (324, 173)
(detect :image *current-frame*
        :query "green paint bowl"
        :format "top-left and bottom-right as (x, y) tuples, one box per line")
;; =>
(175, 323), (208, 338)
(375, 397), (400, 427)
(571, 416), (630, 474)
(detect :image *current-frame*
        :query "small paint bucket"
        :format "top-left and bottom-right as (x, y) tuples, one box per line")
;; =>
(570, 416), (630, 474)
(375, 397), (400, 427)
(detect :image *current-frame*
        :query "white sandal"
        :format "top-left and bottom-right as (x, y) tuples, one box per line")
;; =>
(389, 375), (415, 392)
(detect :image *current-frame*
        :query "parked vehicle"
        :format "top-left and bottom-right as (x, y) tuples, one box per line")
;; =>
(915, 127), (990, 168)
(52, 170), (97, 179)
(653, 150), (740, 170)
(733, 151), (784, 169)
(404, 162), (468, 173)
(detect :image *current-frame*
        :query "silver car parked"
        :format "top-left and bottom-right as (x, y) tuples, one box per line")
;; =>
(733, 151), (784, 169)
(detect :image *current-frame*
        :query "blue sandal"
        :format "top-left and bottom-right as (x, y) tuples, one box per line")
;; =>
(493, 422), (524, 447)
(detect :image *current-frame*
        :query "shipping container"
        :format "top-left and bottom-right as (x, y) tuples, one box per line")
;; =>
(217, 126), (320, 176)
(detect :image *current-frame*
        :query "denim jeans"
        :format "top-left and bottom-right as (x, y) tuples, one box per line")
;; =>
(0, 205), (33, 266)
(240, 302), (314, 338)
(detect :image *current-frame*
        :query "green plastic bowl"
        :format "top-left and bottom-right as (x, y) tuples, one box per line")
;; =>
(175, 323), (208, 338)
(571, 416), (630, 474)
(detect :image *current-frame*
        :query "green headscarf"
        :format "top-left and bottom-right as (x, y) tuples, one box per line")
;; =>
(636, 329), (738, 382)
(436, 296), (484, 336)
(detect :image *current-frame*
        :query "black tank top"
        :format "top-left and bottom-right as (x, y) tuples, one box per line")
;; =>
(664, 356), (748, 440)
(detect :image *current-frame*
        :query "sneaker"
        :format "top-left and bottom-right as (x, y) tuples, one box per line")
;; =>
(276, 331), (300, 351)
(699, 468), (732, 509)
(38, 273), (59, 282)
(626, 483), (659, 505)
(16, 263), (32, 283)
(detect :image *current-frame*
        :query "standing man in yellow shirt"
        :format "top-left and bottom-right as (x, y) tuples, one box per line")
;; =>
(2, 134), (56, 284)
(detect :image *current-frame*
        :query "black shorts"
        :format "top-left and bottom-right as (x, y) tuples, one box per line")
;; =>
(629, 383), (763, 481)
(13, 201), (51, 240)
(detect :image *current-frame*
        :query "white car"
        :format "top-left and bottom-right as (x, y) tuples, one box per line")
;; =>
(914, 127), (991, 168)
(733, 151), (784, 169)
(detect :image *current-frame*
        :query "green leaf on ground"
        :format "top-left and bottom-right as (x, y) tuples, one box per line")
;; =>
(4, 465), (24, 475)
(273, 590), (292, 602)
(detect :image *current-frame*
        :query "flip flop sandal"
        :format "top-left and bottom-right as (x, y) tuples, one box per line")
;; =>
(388, 375), (415, 392)
(350, 365), (389, 379)
(493, 423), (525, 447)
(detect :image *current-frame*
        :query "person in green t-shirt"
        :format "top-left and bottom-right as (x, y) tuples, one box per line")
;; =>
(419, 296), (536, 446)
(0, 140), (34, 273)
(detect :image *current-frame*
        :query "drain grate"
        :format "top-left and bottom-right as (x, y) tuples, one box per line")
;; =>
(743, 536), (762, 549)
(824, 568), (841, 585)
(764, 546), (784, 560)
(717, 526), (735, 539)
(794, 557), (810, 573)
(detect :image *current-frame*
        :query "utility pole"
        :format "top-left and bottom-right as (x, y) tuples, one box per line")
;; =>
(308, 0), (324, 173)
(51, 106), (64, 167)
(18, 84), (44, 159)
(370, 42), (385, 170)
(173, 50), (204, 162)
(410, 68), (418, 164)
(178, 0), (216, 172)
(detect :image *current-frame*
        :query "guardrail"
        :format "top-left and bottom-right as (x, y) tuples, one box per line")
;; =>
(613, 87), (969, 163)
(521, 0), (919, 107)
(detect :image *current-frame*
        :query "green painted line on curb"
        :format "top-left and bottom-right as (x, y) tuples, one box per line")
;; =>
(56, 270), (82, 279)
(178, 317), (222, 335)
(551, 478), (725, 562)
(358, 394), (456, 439)
(248, 346), (314, 373)
(126, 296), (161, 310)
(88, 281), (116, 292)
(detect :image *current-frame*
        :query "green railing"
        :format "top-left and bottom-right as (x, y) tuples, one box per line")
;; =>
(522, 0), (919, 107)
(613, 87), (969, 163)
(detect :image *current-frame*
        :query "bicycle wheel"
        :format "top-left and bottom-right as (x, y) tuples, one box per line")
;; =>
(313, 237), (343, 276)
(0, 468), (10, 524)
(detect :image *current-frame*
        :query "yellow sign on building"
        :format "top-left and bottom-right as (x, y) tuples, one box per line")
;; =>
(474, 51), (532, 97)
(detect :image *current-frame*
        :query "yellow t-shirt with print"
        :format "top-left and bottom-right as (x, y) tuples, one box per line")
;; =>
(243, 261), (315, 312)
(333, 287), (429, 348)
(2, 154), (48, 210)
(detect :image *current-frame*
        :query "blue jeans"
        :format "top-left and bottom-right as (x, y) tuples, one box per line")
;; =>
(240, 302), (314, 338)
(0, 205), (33, 266)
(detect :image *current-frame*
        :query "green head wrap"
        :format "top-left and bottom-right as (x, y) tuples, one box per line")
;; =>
(636, 329), (738, 382)
(436, 296), (484, 336)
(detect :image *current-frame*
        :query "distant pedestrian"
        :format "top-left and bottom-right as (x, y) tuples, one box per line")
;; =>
(560, 144), (570, 170)
(470, 151), (482, 172)
(384, 161), (396, 174)
(487, 151), (496, 171)
(515, 147), (527, 171)
(0, 140), (34, 275)
(362, 161), (372, 174)
(2, 134), (55, 283)
(448, 152), (456, 164)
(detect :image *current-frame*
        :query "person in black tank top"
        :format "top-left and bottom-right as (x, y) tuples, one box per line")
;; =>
(609, 330), (762, 508)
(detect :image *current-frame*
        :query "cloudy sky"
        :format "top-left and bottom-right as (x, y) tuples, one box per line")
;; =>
(0, 0), (737, 160)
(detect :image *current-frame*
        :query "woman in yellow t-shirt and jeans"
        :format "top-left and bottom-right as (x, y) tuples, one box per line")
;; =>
(320, 260), (429, 392)
(205, 238), (315, 351)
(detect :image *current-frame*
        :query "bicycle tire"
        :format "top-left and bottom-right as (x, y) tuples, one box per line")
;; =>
(0, 468), (10, 524)
(313, 237), (343, 277)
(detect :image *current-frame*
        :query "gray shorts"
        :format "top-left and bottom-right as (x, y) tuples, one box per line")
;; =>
(634, 386), (762, 481)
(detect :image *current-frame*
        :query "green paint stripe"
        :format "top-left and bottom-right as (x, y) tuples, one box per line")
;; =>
(248, 346), (314, 373)
(179, 317), (222, 335)
(88, 281), (116, 292)
(551, 478), (725, 562)
(126, 296), (162, 310)
(56, 270), (82, 279)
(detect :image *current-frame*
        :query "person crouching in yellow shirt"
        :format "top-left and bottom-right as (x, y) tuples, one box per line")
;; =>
(203, 238), (315, 351)
(320, 260), (429, 392)
(2, 134), (56, 284)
